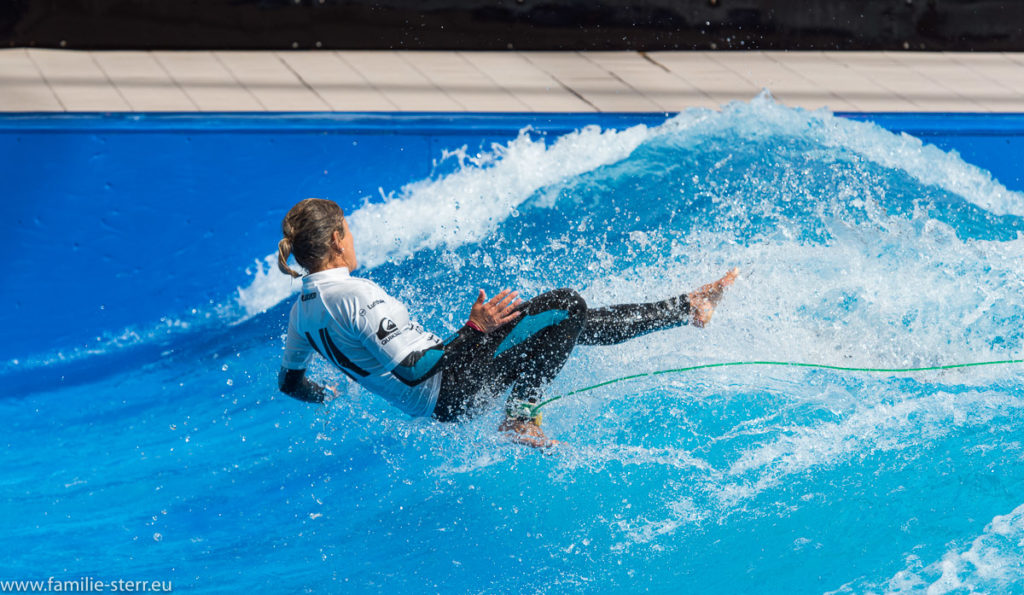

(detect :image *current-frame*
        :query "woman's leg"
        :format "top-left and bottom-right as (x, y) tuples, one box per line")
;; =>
(434, 269), (738, 421)
(434, 288), (587, 422)
(489, 288), (588, 413)
(578, 295), (691, 346)
(580, 268), (740, 344)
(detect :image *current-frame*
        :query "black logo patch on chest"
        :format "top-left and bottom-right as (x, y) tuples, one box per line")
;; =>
(376, 318), (400, 342)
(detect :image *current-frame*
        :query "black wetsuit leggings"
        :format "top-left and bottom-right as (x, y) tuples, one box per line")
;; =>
(433, 288), (691, 422)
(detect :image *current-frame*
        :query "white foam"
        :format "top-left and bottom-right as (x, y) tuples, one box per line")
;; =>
(720, 390), (1023, 500)
(846, 501), (1024, 594)
(0, 315), (203, 374)
(563, 220), (1024, 531)
(234, 254), (304, 319)
(563, 383), (1024, 546)
(230, 124), (650, 319)
(657, 92), (1024, 217)
(346, 124), (652, 268)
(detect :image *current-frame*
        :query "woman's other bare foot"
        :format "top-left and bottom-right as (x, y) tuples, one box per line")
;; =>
(499, 417), (560, 449)
(688, 267), (739, 328)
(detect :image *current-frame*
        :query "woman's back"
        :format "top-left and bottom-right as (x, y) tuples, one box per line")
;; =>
(282, 267), (442, 417)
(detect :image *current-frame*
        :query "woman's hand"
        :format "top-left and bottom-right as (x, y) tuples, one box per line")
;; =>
(468, 289), (522, 333)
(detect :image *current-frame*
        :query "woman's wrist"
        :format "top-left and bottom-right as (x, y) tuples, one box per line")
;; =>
(465, 319), (485, 333)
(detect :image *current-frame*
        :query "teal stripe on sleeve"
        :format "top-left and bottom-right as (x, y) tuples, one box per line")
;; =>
(393, 348), (444, 383)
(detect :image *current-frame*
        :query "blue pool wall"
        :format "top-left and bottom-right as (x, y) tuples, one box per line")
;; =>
(2, 111), (1023, 366)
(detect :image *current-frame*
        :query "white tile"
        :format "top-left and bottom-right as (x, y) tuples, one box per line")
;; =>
(338, 51), (461, 111)
(884, 51), (1018, 110)
(838, 96), (917, 112)
(839, 56), (987, 111)
(1003, 53), (1024, 68)
(27, 49), (129, 111)
(949, 64), (1024, 95)
(971, 98), (1024, 112)
(647, 52), (760, 106)
(459, 52), (593, 112)
(801, 54), (911, 111)
(153, 51), (264, 111)
(277, 51), (396, 111)
(829, 51), (901, 62)
(6, 50), (1021, 113)
(400, 52), (528, 111)
(583, 52), (715, 110)
(525, 52), (660, 111)
(0, 50), (62, 110)
(712, 52), (817, 90)
(216, 51), (329, 111)
(882, 51), (953, 64)
(92, 52), (196, 111)
(948, 52), (1019, 67)
(695, 53), (839, 110)
(939, 53), (1024, 106)
(0, 89), (64, 111)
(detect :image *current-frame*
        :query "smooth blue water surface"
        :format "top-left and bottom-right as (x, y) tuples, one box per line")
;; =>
(3, 96), (1024, 593)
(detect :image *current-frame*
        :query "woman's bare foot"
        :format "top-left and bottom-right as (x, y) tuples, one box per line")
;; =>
(688, 267), (739, 328)
(499, 417), (560, 449)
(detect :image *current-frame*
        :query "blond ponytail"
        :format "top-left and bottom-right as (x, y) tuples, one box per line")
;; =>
(277, 237), (302, 278)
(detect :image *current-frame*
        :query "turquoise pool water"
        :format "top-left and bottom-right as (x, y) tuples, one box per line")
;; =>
(2, 95), (1024, 593)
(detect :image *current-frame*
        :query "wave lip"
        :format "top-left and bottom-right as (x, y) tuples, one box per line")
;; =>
(230, 123), (652, 320)
(346, 123), (653, 269)
(12, 97), (1024, 380)
(243, 93), (1024, 318)
(656, 92), (1024, 217)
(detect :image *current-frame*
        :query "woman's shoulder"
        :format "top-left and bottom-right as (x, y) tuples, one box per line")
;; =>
(318, 273), (392, 306)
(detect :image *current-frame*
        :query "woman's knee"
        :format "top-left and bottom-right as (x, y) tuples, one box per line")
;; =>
(512, 288), (587, 335)
(546, 288), (588, 319)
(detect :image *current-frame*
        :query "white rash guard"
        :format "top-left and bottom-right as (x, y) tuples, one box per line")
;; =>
(281, 267), (443, 417)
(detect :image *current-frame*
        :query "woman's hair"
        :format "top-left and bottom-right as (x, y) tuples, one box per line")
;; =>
(277, 198), (346, 278)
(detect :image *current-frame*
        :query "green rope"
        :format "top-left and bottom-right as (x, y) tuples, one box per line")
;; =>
(527, 359), (1024, 416)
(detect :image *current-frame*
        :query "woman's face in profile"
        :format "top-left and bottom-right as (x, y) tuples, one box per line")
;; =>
(338, 218), (358, 271)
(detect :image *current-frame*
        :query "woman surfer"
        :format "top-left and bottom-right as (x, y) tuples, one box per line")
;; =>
(276, 198), (737, 447)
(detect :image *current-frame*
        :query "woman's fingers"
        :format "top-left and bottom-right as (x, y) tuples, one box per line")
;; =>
(488, 289), (510, 306)
(470, 289), (523, 333)
(486, 289), (519, 311)
(497, 290), (519, 311)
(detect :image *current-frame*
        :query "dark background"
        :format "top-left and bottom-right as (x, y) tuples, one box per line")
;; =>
(3, 0), (1024, 51)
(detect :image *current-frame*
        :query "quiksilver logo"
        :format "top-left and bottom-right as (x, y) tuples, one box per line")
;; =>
(377, 318), (400, 343)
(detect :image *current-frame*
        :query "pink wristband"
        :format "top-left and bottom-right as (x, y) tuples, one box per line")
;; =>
(466, 320), (484, 333)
